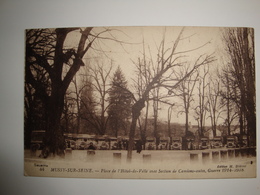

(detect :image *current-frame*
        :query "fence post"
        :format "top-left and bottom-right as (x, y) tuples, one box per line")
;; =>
(212, 151), (219, 163)
(234, 148), (240, 158)
(87, 150), (96, 162)
(228, 149), (235, 159)
(190, 153), (199, 162)
(202, 152), (210, 164)
(220, 150), (228, 161)
(113, 152), (121, 163)
(65, 148), (72, 159)
(248, 147), (256, 157)
(143, 154), (151, 163)
(240, 148), (247, 158)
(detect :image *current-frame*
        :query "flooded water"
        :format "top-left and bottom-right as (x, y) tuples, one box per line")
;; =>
(24, 148), (256, 167)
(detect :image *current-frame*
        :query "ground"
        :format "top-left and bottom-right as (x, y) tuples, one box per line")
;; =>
(24, 149), (256, 179)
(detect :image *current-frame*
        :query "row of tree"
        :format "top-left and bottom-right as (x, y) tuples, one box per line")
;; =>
(63, 63), (132, 137)
(221, 28), (255, 146)
(24, 27), (256, 160)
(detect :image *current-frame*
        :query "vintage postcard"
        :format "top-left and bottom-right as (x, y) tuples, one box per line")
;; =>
(24, 26), (256, 179)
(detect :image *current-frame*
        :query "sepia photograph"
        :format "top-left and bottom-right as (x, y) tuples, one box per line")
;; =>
(24, 26), (256, 179)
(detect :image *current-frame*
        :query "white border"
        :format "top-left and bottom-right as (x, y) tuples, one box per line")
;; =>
(0, 0), (259, 194)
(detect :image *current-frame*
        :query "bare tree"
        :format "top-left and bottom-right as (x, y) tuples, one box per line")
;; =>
(25, 27), (117, 157)
(86, 60), (113, 135)
(175, 64), (199, 137)
(62, 64), (94, 135)
(79, 74), (96, 134)
(64, 75), (83, 134)
(132, 45), (153, 145)
(151, 87), (160, 148)
(127, 28), (215, 160)
(207, 74), (222, 137)
(219, 63), (239, 135)
(167, 103), (175, 137)
(194, 65), (209, 138)
(222, 27), (256, 146)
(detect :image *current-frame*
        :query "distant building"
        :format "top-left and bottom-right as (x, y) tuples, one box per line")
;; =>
(205, 129), (222, 139)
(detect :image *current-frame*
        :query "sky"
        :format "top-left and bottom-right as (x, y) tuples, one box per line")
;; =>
(89, 26), (223, 79)
(69, 26), (228, 127)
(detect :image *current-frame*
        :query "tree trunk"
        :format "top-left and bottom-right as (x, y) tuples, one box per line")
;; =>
(141, 100), (149, 149)
(127, 99), (145, 161)
(185, 111), (189, 136)
(43, 85), (65, 157)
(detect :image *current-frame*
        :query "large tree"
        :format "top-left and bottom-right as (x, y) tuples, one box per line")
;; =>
(25, 27), (109, 156)
(126, 28), (215, 160)
(222, 27), (256, 146)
